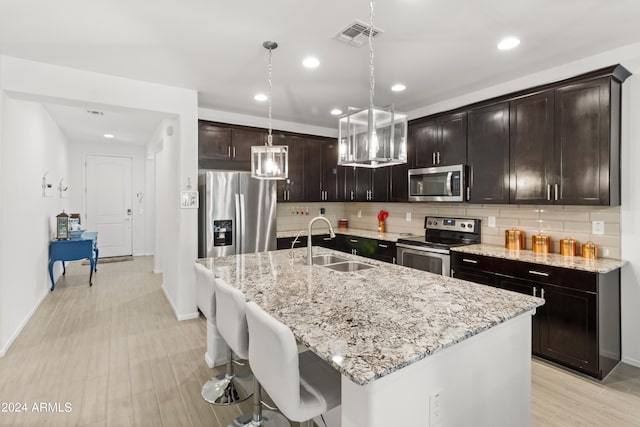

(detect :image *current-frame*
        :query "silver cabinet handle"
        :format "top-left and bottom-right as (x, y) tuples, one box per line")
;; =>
(554, 184), (558, 201)
(541, 288), (546, 299)
(378, 244), (388, 248)
(437, 152), (440, 164)
(547, 184), (551, 201)
(233, 146), (236, 158)
(350, 239), (358, 243)
(528, 270), (549, 277)
(463, 258), (478, 264)
(432, 152), (436, 165)
(228, 146), (232, 158)
(392, 257), (396, 264)
(350, 190), (354, 201)
(323, 237), (332, 241)
(467, 187), (470, 200)
(532, 286), (537, 296)
(283, 190), (287, 200)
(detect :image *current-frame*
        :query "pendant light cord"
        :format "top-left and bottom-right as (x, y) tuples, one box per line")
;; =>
(267, 46), (273, 146)
(369, 0), (375, 109)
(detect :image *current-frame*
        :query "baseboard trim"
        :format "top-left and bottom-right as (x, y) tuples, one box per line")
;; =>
(0, 288), (48, 358)
(160, 284), (199, 322)
(205, 352), (214, 369)
(622, 355), (640, 368)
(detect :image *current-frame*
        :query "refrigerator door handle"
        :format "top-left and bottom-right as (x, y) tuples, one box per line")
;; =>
(239, 193), (246, 254)
(234, 193), (241, 254)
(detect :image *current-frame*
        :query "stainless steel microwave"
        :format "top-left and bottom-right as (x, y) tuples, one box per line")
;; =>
(408, 165), (466, 202)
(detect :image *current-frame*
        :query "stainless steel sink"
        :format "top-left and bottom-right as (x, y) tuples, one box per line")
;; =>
(311, 254), (349, 266)
(323, 261), (374, 272)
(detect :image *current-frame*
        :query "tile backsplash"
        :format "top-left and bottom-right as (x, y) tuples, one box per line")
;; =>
(277, 202), (622, 259)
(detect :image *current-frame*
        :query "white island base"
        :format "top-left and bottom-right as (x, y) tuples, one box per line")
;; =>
(331, 311), (533, 427)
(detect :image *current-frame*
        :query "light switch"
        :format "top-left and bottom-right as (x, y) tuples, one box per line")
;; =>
(406, 212), (412, 221)
(488, 216), (496, 228)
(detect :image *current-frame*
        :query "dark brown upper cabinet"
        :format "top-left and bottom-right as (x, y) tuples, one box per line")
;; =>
(276, 134), (305, 202)
(198, 120), (265, 170)
(413, 112), (467, 168)
(305, 138), (340, 202)
(509, 90), (556, 204)
(554, 77), (621, 205)
(467, 102), (510, 204)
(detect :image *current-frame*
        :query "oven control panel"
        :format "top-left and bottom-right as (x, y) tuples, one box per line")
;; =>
(425, 216), (479, 233)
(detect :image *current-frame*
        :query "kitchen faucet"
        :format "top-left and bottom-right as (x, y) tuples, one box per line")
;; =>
(307, 216), (336, 265)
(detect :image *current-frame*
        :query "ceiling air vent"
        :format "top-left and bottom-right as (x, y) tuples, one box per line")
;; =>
(335, 20), (383, 47)
(86, 110), (104, 116)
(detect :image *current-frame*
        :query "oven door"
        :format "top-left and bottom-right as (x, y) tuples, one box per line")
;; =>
(396, 244), (450, 276)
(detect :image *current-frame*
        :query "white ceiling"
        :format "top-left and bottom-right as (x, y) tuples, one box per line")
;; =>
(2, 0), (640, 135)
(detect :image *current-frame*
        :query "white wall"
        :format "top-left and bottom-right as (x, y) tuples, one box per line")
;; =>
(0, 55), (199, 346)
(0, 95), (70, 356)
(67, 140), (151, 255)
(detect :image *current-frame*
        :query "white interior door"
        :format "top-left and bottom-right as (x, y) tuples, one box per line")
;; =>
(86, 155), (133, 257)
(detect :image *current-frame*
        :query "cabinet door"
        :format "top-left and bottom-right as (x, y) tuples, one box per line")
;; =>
(304, 139), (324, 202)
(231, 128), (264, 164)
(322, 140), (340, 201)
(389, 162), (409, 202)
(467, 103), (510, 203)
(451, 267), (495, 286)
(509, 91), (555, 204)
(283, 135), (306, 202)
(496, 275), (541, 353)
(342, 167), (357, 201)
(438, 112), (467, 165)
(412, 120), (439, 167)
(354, 168), (371, 201)
(555, 78), (612, 205)
(198, 122), (231, 160)
(538, 284), (598, 375)
(371, 168), (389, 201)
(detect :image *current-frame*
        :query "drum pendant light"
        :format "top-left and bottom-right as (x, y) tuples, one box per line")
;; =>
(338, 0), (407, 168)
(251, 41), (289, 180)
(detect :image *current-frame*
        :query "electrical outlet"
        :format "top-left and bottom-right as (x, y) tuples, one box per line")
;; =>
(430, 391), (442, 426)
(406, 212), (412, 221)
(357, 209), (362, 218)
(592, 220), (605, 235)
(488, 216), (496, 228)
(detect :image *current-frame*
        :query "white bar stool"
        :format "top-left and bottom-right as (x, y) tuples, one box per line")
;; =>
(215, 279), (290, 427)
(195, 263), (252, 405)
(245, 302), (342, 427)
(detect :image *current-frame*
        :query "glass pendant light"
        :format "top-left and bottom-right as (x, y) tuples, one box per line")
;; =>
(251, 41), (289, 180)
(338, 0), (408, 168)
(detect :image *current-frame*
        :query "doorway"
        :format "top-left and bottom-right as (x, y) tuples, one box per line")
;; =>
(85, 154), (133, 257)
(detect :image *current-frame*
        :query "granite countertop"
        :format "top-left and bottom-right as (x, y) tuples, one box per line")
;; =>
(451, 244), (625, 274)
(276, 228), (416, 243)
(198, 247), (543, 385)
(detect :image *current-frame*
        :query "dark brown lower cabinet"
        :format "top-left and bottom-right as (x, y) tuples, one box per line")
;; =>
(279, 234), (396, 264)
(451, 251), (620, 379)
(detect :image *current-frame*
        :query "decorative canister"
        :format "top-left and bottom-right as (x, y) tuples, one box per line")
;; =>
(560, 237), (579, 257)
(532, 234), (551, 254)
(338, 219), (348, 230)
(582, 241), (598, 259)
(505, 229), (526, 250)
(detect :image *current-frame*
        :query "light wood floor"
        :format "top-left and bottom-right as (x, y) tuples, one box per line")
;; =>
(0, 257), (639, 426)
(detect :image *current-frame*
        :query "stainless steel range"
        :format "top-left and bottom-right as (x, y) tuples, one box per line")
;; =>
(396, 216), (481, 276)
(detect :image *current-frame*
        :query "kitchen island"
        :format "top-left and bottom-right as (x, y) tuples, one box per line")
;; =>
(199, 247), (543, 427)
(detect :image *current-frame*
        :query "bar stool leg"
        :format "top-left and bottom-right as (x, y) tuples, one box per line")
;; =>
(202, 349), (254, 405)
(228, 377), (290, 427)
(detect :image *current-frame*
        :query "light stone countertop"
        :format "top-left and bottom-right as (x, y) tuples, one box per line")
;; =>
(451, 244), (625, 274)
(276, 228), (417, 242)
(198, 247), (543, 385)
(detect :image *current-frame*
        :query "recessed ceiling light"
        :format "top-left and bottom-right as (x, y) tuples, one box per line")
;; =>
(497, 36), (520, 50)
(391, 83), (406, 92)
(254, 93), (268, 102)
(303, 57), (320, 68)
(103, 134), (114, 139)
(330, 109), (343, 116)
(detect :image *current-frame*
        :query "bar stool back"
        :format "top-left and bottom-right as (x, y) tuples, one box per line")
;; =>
(246, 302), (341, 427)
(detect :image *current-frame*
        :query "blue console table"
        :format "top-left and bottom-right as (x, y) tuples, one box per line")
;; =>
(48, 232), (99, 291)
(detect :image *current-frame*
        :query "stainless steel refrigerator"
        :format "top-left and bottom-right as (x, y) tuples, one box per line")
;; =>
(198, 170), (277, 258)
